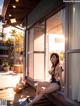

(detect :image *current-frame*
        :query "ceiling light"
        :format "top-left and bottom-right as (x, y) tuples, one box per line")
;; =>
(9, 14), (12, 17)
(10, 18), (16, 23)
(15, 0), (19, 2)
(13, 5), (16, 8)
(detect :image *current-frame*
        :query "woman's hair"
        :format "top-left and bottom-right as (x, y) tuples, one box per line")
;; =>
(50, 53), (59, 66)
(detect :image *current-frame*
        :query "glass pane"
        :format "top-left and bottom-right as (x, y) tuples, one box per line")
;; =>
(69, 53), (80, 101)
(46, 13), (65, 53)
(28, 28), (34, 52)
(34, 53), (44, 81)
(69, 4), (80, 49)
(28, 54), (34, 79)
(46, 11), (65, 81)
(48, 33), (65, 52)
(34, 22), (45, 51)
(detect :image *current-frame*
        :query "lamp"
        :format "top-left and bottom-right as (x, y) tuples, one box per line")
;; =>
(9, 14), (12, 17)
(13, 5), (16, 8)
(10, 18), (16, 23)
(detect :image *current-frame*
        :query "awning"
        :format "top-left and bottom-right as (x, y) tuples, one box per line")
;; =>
(2, 0), (41, 26)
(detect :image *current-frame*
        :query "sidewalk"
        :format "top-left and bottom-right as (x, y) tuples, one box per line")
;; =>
(13, 85), (36, 103)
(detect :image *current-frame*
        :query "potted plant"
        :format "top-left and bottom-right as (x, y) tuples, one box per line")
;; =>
(3, 62), (9, 72)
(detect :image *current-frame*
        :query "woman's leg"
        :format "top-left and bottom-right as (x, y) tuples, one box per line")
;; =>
(44, 83), (60, 94)
(26, 93), (45, 106)
(27, 83), (60, 106)
(36, 81), (50, 96)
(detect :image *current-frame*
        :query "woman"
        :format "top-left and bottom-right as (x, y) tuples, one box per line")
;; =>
(49, 53), (63, 88)
(27, 53), (63, 105)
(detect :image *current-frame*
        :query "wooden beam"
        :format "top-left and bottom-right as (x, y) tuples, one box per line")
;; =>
(2, 0), (10, 17)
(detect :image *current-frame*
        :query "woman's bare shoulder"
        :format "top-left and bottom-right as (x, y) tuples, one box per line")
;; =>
(56, 64), (64, 72)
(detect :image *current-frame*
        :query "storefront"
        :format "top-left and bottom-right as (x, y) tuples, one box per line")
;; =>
(2, 0), (80, 103)
(65, 3), (80, 102)
(25, 1), (80, 103)
(26, 9), (65, 81)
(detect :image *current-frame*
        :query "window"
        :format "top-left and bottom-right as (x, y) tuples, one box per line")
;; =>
(27, 21), (45, 81)
(46, 10), (65, 81)
(28, 28), (34, 79)
(66, 4), (80, 101)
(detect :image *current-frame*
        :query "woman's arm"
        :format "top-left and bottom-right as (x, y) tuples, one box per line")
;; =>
(58, 66), (64, 87)
(48, 67), (54, 75)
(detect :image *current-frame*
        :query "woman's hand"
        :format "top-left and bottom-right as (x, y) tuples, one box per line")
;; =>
(48, 67), (54, 75)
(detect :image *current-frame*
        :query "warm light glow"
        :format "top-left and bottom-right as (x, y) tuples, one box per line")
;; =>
(49, 34), (65, 52)
(9, 14), (12, 17)
(8, 74), (21, 87)
(10, 18), (16, 23)
(3, 26), (24, 41)
(15, 0), (19, 2)
(13, 5), (16, 8)
(7, 88), (15, 100)
(0, 72), (22, 100)
(41, 87), (46, 90)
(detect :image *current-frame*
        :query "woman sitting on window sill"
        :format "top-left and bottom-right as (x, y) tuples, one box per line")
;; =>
(27, 53), (63, 106)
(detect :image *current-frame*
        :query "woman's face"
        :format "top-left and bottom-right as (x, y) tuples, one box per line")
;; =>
(50, 55), (57, 65)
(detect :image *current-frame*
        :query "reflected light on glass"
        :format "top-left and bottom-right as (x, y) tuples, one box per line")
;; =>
(73, 6), (75, 14)
(49, 34), (65, 52)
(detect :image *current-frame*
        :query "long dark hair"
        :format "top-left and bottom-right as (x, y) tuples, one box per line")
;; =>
(50, 53), (60, 82)
(50, 53), (59, 67)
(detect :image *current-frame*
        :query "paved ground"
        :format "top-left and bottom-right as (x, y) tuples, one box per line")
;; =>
(0, 71), (22, 100)
(14, 86), (35, 103)
(0, 71), (35, 106)
(0, 71), (80, 106)
(0, 71), (22, 88)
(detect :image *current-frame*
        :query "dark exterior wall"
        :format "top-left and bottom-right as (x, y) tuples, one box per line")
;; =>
(27, 0), (64, 28)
